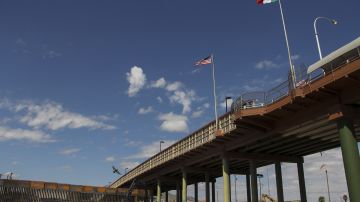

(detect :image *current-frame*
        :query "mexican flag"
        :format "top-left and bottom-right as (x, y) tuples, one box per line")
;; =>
(256, 0), (278, 4)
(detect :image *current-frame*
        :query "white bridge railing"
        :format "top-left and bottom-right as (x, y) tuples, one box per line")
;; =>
(111, 113), (236, 188)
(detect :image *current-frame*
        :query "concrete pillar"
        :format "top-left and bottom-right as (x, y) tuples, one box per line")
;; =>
(211, 181), (216, 202)
(157, 179), (161, 202)
(337, 119), (360, 202)
(194, 183), (198, 202)
(275, 162), (284, 202)
(151, 190), (154, 202)
(145, 189), (148, 202)
(250, 160), (258, 202)
(182, 169), (187, 202)
(246, 174), (251, 202)
(297, 162), (307, 202)
(205, 173), (210, 202)
(165, 191), (168, 202)
(222, 157), (231, 202)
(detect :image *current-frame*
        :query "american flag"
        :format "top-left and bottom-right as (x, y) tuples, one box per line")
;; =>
(194, 55), (212, 66)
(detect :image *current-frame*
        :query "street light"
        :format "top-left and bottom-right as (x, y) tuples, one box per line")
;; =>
(320, 164), (331, 202)
(225, 96), (232, 112)
(125, 167), (128, 174)
(160, 140), (165, 152)
(314, 17), (338, 59)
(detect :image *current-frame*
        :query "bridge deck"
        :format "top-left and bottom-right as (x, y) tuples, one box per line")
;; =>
(112, 57), (360, 189)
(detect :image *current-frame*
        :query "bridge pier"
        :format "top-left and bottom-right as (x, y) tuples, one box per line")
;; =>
(156, 179), (161, 202)
(182, 169), (187, 202)
(194, 183), (198, 202)
(337, 118), (360, 202)
(246, 174), (251, 202)
(297, 162), (307, 202)
(250, 160), (258, 202)
(205, 172), (210, 202)
(165, 191), (168, 202)
(211, 180), (216, 202)
(275, 162), (284, 202)
(222, 157), (231, 202)
(176, 183), (180, 202)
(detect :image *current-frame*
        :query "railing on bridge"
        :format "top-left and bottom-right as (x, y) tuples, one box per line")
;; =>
(111, 113), (236, 188)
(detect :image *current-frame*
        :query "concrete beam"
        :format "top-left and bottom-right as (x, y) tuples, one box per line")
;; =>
(226, 152), (303, 163)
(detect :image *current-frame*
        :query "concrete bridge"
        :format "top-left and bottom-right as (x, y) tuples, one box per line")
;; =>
(111, 39), (360, 202)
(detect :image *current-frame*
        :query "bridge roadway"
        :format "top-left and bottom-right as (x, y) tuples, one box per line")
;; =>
(112, 55), (360, 202)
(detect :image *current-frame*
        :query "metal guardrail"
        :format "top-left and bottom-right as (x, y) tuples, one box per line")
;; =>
(111, 113), (236, 188)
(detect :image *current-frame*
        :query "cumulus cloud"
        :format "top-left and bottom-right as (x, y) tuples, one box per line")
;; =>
(169, 90), (197, 114)
(166, 81), (183, 92)
(128, 140), (176, 159)
(138, 106), (154, 115)
(60, 148), (81, 155)
(150, 77), (166, 88)
(14, 101), (115, 131)
(0, 126), (54, 143)
(291, 54), (300, 60)
(105, 156), (116, 162)
(156, 96), (163, 103)
(191, 110), (204, 118)
(255, 60), (280, 70)
(158, 112), (188, 133)
(126, 66), (146, 97)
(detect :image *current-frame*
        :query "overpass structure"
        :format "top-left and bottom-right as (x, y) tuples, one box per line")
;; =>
(112, 38), (360, 202)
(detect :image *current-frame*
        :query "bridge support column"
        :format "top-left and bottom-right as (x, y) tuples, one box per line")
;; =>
(151, 190), (154, 202)
(157, 179), (161, 202)
(222, 157), (231, 202)
(212, 180), (216, 202)
(246, 174), (251, 202)
(194, 183), (198, 202)
(165, 191), (168, 202)
(176, 183), (180, 202)
(250, 160), (258, 202)
(275, 162), (284, 202)
(205, 172), (210, 202)
(297, 162), (307, 202)
(337, 118), (360, 202)
(182, 169), (187, 202)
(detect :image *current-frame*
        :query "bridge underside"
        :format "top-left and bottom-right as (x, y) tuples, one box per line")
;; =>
(120, 59), (360, 190)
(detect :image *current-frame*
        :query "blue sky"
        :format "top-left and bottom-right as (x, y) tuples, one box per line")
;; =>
(0, 0), (359, 201)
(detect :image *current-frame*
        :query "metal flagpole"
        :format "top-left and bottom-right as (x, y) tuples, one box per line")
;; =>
(211, 54), (219, 129)
(278, 0), (296, 88)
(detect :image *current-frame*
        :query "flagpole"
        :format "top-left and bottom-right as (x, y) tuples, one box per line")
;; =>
(211, 54), (219, 130)
(278, 0), (296, 88)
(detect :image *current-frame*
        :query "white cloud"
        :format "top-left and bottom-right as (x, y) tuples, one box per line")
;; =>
(138, 106), (154, 115)
(291, 54), (300, 60)
(0, 126), (54, 143)
(157, 96), (163, 103)
(169, 90), (196, 114)
(166, 81), (183, 92)
(60, 148), (81, 155)
(158, 112), (188, 133)
(126, 66), (147, 97)
(203, 103), (210, 108)
(191, 110), (204, 118)
(128, 140), (177, 159)
(14, 101), (115, 131)
(255, 60), (280, 70)
(105, 156), (116, 162)
(42, 50), (62, 59)
(150, 77), (166, 88)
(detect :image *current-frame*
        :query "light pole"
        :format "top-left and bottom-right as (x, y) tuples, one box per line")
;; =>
(234, 175), (238, 202)
(320, 164), (331, 202)
(160, 140), (165, 152)
(225, 96), (232, 113)
(125, 167), (128, 174)
(314, 17), (338, 59)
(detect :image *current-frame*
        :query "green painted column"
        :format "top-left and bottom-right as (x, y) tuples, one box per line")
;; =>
(297, 162), (307, 202)
(194, 183), (198, 202)
(211, 181), (216, 202)
(246, 174), (251, 202)
(250, 160), (258, 202)
(205, 172), (210, 202)
(275, 162), (284, 202)
(165, 191), (168, 202)
(182, 169), (187, 202)
(337, 119), (360, 202)
(176, 183), (180, 202)
(222, 157), (231, 202)
(157, 179), (161, 202)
